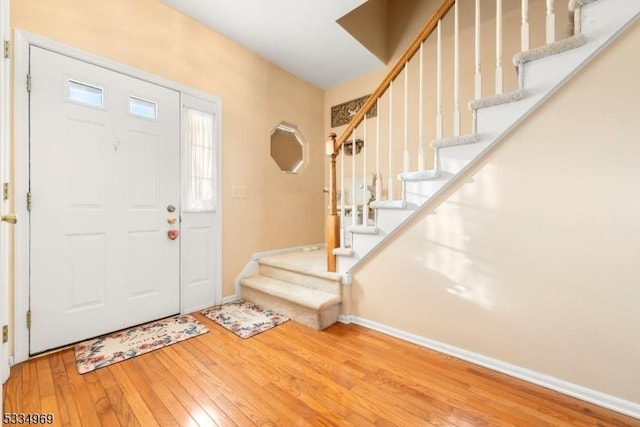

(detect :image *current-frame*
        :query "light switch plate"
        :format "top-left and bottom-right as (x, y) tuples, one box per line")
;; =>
(232, 185), (247, 199)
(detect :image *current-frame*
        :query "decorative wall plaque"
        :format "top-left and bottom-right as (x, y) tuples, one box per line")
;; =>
(331, 94), (377, 128)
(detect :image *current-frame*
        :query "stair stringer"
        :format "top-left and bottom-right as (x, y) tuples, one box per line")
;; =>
(336, 0), (640, 274)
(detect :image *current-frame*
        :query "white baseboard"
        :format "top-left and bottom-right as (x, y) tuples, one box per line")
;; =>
(344, 315), (640, 420)
(337, 314), (352, 324)
(221, 294), (242, 305)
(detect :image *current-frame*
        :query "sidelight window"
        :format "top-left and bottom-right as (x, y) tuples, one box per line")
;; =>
(183, 107), (216, 212)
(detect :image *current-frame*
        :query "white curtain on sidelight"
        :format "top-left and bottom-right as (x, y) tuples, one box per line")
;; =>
(183, 108), (216, 212)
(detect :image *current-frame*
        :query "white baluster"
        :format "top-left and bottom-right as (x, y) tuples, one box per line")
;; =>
(453, 0), (460, 137)
(403, 63), (410, 173)
(375, 98), (382, 202)
(351, 129), (357, 228)
(495, 0), (503, 95)
(388, 81), (394, 200)
(362, 113), (367, 225)
(474, 0), (482, 100)
(546, 0), (555, 44)
(418, 41), (425, 171)
(521, 0), (530, 52)
(436, 19), (443, 139)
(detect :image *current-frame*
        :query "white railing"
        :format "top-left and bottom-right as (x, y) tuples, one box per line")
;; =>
(327, 0), (569, 269)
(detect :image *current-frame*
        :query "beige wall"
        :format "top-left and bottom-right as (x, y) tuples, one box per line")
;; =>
(11, 0), (325, 298)
(351, 20), (640, 403)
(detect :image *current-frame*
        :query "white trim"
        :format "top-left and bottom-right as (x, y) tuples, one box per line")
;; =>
(0, 0), (11, 391)
(13, 30), (223, 362)
(221, 295), (241, 305)
(346, 315), (640, 420)
(337, 314), (352, 324)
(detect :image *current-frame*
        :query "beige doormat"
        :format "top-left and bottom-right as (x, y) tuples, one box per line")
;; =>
(201, 300), (289, 339)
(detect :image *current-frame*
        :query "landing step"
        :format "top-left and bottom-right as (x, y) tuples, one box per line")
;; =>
(242, 275), (339, 310)
(469, 89), (527, 111)
(259, 250), (342, 283)
(431, 133), (479, 149)
(241, 274), (341, 330)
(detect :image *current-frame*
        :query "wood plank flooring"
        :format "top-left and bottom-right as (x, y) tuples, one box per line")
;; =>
(3, 314), (638, 426)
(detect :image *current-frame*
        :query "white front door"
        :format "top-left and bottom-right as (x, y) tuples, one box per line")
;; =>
(29, 46), (181, 354)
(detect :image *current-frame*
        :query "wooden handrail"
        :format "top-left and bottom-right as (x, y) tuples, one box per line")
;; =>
(333, 0), (456, 152)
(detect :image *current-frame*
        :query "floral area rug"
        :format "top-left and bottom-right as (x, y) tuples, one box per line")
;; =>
(75, 314), (208, 374)
(201, 300), (289, 339)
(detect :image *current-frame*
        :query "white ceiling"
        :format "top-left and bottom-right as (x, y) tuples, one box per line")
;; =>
(160, 0), (385, 89)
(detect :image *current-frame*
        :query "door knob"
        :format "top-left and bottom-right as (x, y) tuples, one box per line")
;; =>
(1, 214), (17, 224)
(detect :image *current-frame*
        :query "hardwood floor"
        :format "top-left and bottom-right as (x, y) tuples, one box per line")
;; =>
(3, 314), (638, 426)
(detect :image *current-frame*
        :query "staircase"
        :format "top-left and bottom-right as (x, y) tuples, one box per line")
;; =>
(330, 0), (639, 272)
(237, 0), (639, 330)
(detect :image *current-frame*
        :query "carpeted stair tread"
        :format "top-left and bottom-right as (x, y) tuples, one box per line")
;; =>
(346, 225), (379, 235)
(513, 35), (587, 66)
(370, 200), (407, 209)
(398, 169), (441, 181)
(569, 0), (598, 11)
(333, 247), (355, 256)
(399, 169), (450, 182)
(259, 249), (342, 283)
(469, 89), (528, 111)
(431, 133), (479, 148)
(241, 275), (340, 311)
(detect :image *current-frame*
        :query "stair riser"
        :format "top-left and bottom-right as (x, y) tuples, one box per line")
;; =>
(376, 209), (414, 234)
(241, 286), (339, 331)
(352, 233), (385, 257)
(336, 255), (358, 273)
(258, 264), (341, 295)
(437, 142), (491, 176)
(404, 179), (449, 206)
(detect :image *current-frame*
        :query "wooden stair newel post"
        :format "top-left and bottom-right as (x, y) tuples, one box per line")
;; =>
(326, 133), (340, 272)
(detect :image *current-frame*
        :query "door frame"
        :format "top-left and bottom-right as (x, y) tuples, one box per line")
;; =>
(1, 0), (12, 402)
(13, 30), (222, 363)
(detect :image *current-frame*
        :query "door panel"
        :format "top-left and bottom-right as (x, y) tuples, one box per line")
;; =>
(29, 46), (180, 354)
(66, 233), (108, 311)
(66, 120), (108, 208)
(127, 131), (157, 208)
(127, 230), (161, 298)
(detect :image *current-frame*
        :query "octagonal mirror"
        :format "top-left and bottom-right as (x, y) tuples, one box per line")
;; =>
(270, 121), (308, 174)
